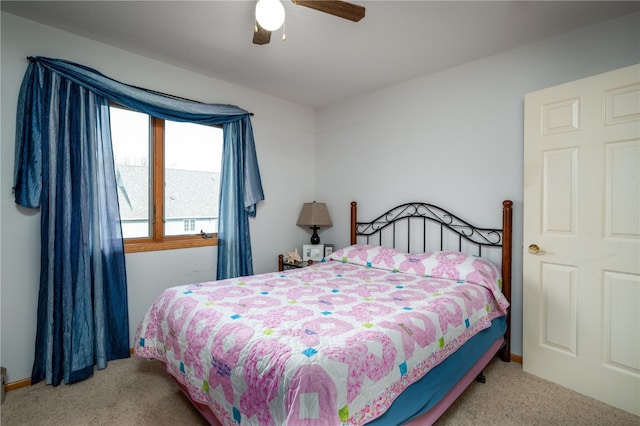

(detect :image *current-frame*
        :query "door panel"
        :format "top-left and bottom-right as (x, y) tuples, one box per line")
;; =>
(542, 148), (577, 235)
(541, 263), (577, 355)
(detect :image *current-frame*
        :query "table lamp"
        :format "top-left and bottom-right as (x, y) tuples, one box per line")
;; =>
(296, 201), (332, 244)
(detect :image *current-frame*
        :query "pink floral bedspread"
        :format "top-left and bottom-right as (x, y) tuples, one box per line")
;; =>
(134, 246), (508, 425)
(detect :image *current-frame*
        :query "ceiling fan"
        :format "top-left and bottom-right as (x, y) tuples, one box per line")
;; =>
(253, 0), (366, 45)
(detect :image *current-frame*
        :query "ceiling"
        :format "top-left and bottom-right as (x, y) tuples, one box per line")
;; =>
(2, 1), (639, 109)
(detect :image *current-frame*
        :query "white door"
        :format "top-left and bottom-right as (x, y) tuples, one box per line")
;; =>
(523, 64), (640, 416)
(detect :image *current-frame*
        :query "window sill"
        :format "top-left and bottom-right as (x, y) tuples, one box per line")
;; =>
(124, 235), (218, 253)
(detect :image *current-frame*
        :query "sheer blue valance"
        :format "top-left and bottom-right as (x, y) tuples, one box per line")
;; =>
(25, 56), (251, 124)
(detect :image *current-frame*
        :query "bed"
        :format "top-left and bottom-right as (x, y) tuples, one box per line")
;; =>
(134, 199), (513, 425)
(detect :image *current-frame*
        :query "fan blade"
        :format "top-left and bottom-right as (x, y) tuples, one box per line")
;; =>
(253, 21), (272, 45)
(292, 0), (365, 22)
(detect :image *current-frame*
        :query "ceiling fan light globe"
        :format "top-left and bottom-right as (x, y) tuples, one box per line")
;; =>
(255, 0), (285, 31)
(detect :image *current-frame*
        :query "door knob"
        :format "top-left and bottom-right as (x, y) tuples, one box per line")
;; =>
(528, 244), (545, 255)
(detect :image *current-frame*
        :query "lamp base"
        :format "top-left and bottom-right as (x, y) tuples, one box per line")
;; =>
(310, 226), (320, 244)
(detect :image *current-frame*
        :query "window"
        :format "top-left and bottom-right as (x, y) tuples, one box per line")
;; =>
(110, 105), (223, 252)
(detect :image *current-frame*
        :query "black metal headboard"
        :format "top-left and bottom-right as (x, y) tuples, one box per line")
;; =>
(351, 202), (505, 256)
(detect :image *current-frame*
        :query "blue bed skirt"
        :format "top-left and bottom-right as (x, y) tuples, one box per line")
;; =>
(368, 316), (508, 425)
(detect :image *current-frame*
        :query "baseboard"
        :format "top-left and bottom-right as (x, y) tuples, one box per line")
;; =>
(6, 377), (31, 392)
(511, 353), (523, 363)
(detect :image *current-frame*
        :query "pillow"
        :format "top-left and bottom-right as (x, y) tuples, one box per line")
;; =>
(328, 244), (399, 270)
(392, 250), (507, 310)
(330, 245), (507, 311)
(330, 245), (502, 290)
(392, 251), (502, 289)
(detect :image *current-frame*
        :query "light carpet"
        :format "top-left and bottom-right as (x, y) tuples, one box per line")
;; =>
(1, 356), (638, 425)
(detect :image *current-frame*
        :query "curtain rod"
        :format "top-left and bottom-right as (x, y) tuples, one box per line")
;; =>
(26, 56), (254, 116)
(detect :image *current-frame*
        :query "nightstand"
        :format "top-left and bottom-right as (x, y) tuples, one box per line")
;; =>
(278, 254), (313, 271)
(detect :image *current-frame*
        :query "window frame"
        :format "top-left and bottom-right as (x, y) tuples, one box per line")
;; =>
(112, 109), (220, 253)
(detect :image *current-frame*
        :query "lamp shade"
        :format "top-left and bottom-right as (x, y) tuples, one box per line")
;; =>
(297, 202), (332, 227)
(297, 202), (332, 244)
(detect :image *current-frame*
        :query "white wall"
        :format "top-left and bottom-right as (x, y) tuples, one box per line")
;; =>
(0, 12), (316, 383)
(315, 12), (640, 358)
